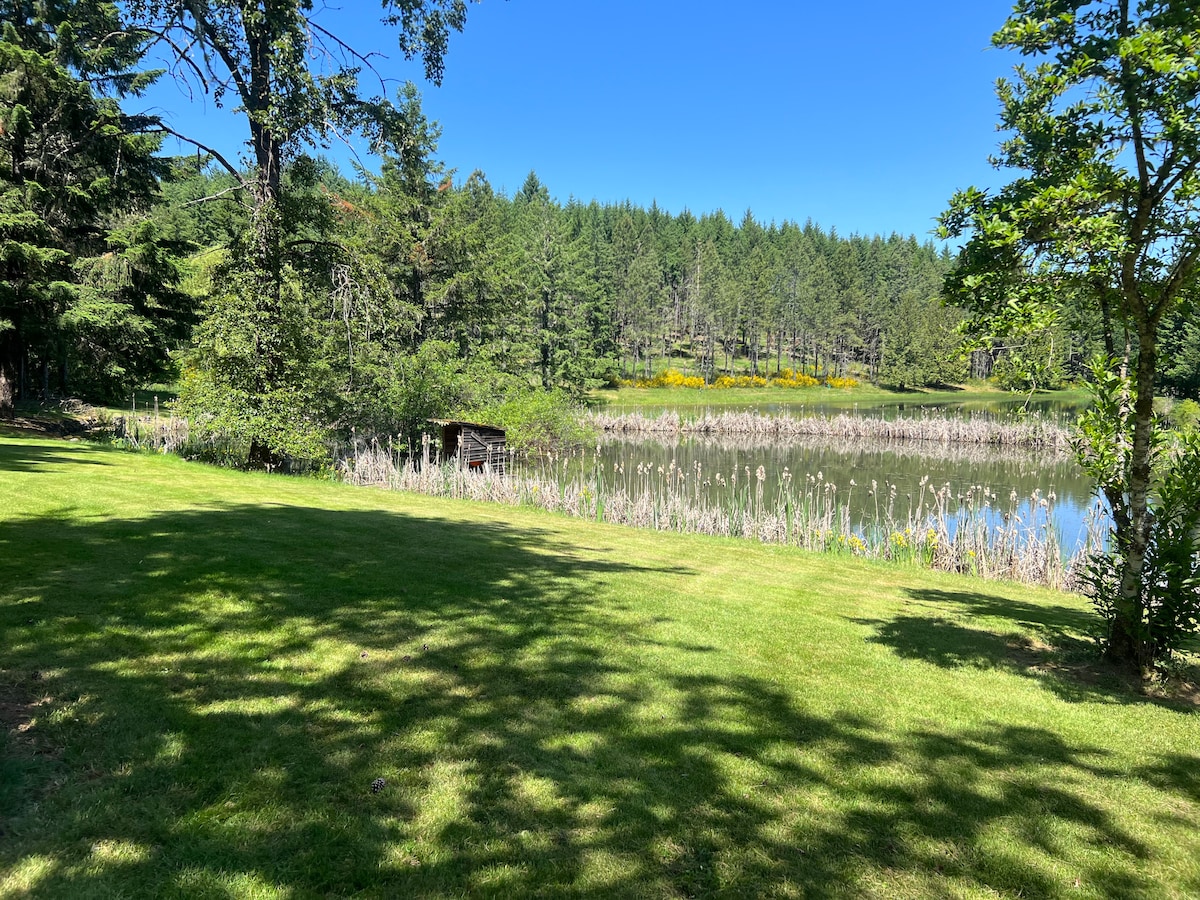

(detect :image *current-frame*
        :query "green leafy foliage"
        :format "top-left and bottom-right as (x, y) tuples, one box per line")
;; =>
(463, 387), (591, 453)
(1078, 359), (1200, 663)
(941, 0), (1200, 671)
(177, 253), (331, 467)
(1169, 399), (1200, 434)
(344, 341), (482, 452)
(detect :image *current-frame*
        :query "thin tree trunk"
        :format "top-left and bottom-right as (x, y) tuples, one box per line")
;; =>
(540, 286), (552, 390)
(1108, 326), (1158, 673)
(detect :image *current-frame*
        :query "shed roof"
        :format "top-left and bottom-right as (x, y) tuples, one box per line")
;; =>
(429, 419), (506, 435)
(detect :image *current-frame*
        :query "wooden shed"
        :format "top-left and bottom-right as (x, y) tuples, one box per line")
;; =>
(433, 420), (507, 473)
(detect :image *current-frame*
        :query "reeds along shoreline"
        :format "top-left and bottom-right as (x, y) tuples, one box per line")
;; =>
(112, 412), (190, 453)
(587, 409), (1074, 450)
(342, 441), (1105, 593)
(597, 430), (1071, 467)
(107, 411), (1100, 592)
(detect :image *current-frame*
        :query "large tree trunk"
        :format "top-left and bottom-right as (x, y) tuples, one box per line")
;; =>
(242, 18), (288, 469)
(0, 327), (18, 414)
(540, 285), (552, 390)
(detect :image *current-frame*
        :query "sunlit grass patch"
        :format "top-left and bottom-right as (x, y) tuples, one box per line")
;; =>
(0, 433), (1196, 898)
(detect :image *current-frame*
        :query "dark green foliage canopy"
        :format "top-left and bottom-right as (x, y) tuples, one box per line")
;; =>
(0, 2), (191, 404)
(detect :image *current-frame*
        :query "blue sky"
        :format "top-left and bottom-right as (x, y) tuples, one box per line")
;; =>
(136, 1), (1022, 241)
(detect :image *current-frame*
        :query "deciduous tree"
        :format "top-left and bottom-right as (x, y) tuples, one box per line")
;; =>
(940, 0), (1200, 671)
(124, 0), (476, 464)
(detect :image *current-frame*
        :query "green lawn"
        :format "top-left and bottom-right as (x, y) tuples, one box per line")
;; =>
(1, 433), (1196, 898)
(592, 383), (1090, 412)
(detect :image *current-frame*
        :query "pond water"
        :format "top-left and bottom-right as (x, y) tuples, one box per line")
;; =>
(533, 429), (1103, 553)
(567, 396), (1103, 549)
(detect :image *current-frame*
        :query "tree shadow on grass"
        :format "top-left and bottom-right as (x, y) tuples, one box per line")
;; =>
(852, 588), (1196, 710)
(0, 499), (1196, 897)
(904, 587), (1098, 635)
(0, 437), (114, 473)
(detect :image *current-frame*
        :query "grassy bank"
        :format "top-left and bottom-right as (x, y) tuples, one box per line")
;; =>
(1, 433), (1196, 898)
(593, 383), (1090, 412)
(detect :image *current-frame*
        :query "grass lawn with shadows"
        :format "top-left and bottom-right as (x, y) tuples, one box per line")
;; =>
(0, 433), (1196, 898)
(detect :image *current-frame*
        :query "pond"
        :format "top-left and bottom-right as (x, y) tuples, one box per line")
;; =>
(348, 403), (1105, 588)
(519, 409), (1105, 571)
(567, 432), (1100, 548)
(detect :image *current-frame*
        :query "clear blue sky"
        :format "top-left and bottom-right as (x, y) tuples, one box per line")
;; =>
(136, 1), (1022, 241)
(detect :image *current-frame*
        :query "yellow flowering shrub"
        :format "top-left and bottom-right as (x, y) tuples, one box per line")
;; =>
(712, 374), (769, 389)
(772, 369), (820, 388)
(622, 367), (858, 390)
(626, 369), (706, 389)
(658, 369), (706, 388)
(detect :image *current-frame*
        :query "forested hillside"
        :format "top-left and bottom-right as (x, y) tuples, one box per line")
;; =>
(4, 1), (1199, 452)
(160, 155), (975, 395)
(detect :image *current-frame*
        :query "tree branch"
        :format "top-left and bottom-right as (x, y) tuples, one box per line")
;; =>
(147, 125), (246, 185)
(131, 27), (210, 91)
(184, 183), (248, 206)
(180, 1), (254, 113)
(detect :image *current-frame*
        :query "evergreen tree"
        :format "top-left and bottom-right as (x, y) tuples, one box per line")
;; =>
(0, 3), (190, 407)
(514, 183), (604, 395)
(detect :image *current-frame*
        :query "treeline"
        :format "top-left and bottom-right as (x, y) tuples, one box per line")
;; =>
(5, 2), (1200, 459)
(158, 150), (973, 396)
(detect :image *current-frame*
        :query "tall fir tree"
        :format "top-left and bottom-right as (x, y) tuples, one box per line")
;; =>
(0, 2), (190, 407)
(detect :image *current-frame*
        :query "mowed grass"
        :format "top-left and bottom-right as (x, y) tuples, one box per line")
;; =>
(0, 433), (1196, 899)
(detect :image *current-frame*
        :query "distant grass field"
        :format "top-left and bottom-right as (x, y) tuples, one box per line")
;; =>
(593, 383), (1091, 412)
(1, 433), (1196, 898)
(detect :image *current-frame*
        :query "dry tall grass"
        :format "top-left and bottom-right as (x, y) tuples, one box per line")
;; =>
(342, 440), (1102, 591)
(588, 409), (1073, 450)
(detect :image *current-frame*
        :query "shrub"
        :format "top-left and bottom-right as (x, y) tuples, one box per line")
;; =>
(771, 369), (820, 388)
(712, 374), (768, 389)
(1084, 430), (1200, 666)
(1169, 398), (1200, 434)
(1076, 360), (1200, 666)
(825, 376), (860, 389)
(621, 369), (706, 389)
(651, 369), (706, 389)
(462, 388), (592, 453)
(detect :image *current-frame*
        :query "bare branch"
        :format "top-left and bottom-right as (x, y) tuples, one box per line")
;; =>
(184, 183), (248, 206)
(147, 124), (247, 184)
(179, 1), (254, 112)
(130, 27), (211, 91)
